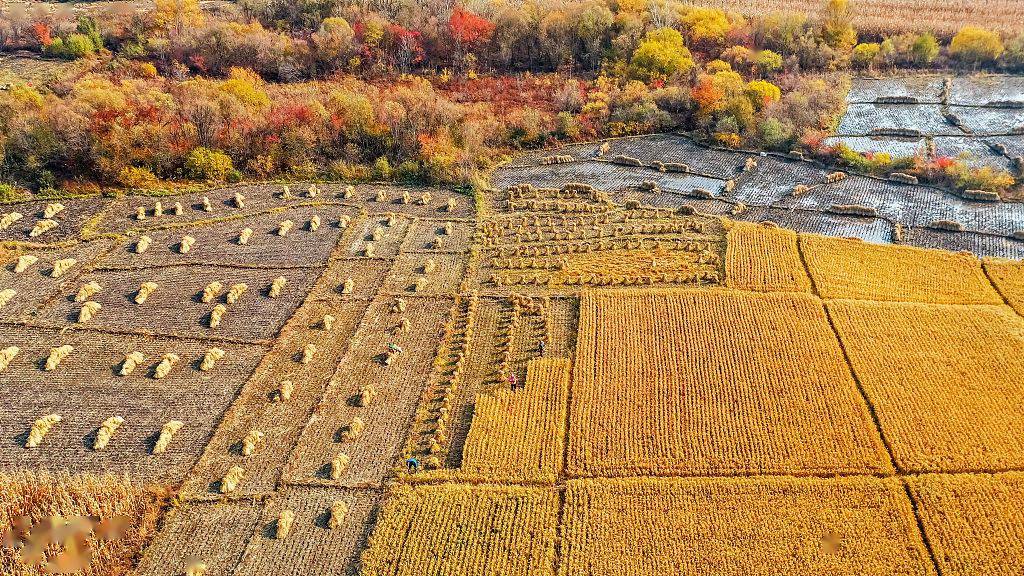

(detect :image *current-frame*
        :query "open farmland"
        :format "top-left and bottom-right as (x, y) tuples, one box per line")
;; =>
(3, 157), (1024, 575)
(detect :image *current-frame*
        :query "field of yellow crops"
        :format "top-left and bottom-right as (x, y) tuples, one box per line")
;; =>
(724, 221), (811, 292)
(567, 288), (891, 477)
(982, 257), (1024, 315)
(801, 235), (1001, 304)
(561, 476), (935, 576)
(828, 300), (1024, 473)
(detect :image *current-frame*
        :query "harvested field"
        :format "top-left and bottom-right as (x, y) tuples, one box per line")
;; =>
(724, 221), (811, 292)
(732, 205), (895, 243)
(932, 137), (1013, 171)
(846, 76), (944, 104)
(232, 487), (381, 576)
(358, 483), (558, 576)
(800, 235), (1002, 304)
(567, 289), (891, 477)
(133, 500), (263, 576)
(837, 103), (958, 136)
(0, 198), (113, 244)
(491, 160), (724, 195)
(0, 240), (116, 322)
(561, 476), (935, 576)
(283, 297), (451, 487)
(948, 76), (1024, 107)
(33, 264), (318, 342)
(382, 252), (468, 296)
(543, 296), (578, 358)
(900, 227), (1024, 259)
(357, 185), (473, 220)
(343, 214), (412, 259)
(0, 325), (264, 483)
(310, 257), (391, 301)
(400, 219), (475, 254)
(0, 470), (167, 576)
(828, 300), (1024, 473)
(729, 156), (829, 205)
(906, 472), (1024, 576)
(949, 106), (1024, 136)
(601, 133), (751, 179)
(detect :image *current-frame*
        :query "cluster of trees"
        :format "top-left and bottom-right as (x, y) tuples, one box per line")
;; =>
(0, 0), (1020, 192)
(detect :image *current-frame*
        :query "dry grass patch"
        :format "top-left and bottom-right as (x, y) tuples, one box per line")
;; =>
(0, 470), (167, 576)
(800, 235), (1000, 304)
(906, 472), (1024, 576)
(567, 289), (891, 477)
(359, 483), (557, 576)
(560, 476), (935, 576)
(828, 300), (1024, 473)
(725, 220), (811, 292)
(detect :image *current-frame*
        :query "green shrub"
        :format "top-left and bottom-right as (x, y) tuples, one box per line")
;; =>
(117, 166), (159, 189)
(184, 147), (234, 182)
(0, 183), (26, 203)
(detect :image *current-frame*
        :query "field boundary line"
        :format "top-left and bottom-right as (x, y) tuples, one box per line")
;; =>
(901, 479), (946, 576)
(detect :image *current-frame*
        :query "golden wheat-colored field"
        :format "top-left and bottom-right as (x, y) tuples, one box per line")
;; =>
(801, 235), (1001, 304)
(567, 289), (891, 477)
(724, 221), (811, 292)
(982, 257), (1024, 315)
(828, 300), (1024, 473)
(561, 475), (936, 576)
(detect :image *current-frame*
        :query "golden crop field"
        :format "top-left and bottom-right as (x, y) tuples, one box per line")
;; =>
(800, 235), (1001, 304)
(358, 483), (558, 576)
(724, 221), (811, 293)
(459, 358), (570, 482)
(567, 288), (891, 477)
(561, 476), (935, 576)
(828, 300), (1024, 473)
(907, 472), (1024, 576)
(982, 257), (1024, 315)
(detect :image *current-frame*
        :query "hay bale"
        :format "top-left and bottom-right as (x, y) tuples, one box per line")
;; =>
(25, 413), (61, 448)
(209, 304), (227, 328)
(930, 219), (964, 232)
(43, 203), (64, 219)
(273, 380), (294, 402)
(153, 353), (179, 379)
(322, 314), (335, 331)
(201, 196), (212, 212)
(309, 215), (321, 231)
(119, 351), (145, 376)
(730, 202), (747, 216)
(44, 345), (73, 371)
(0, 288), (14, 308)
(962, 189), (1001, 201)
(135, 235), (152, 254)
(301, 343), (316, 364)
(640, 181), (660, 192)
(220, 465), (244, 493)
(792, 184), (810, 196)
(268, 276), (288, 298)
(402, 191), (412, 204)
(153, 420), (184, 454)
(75, 281), (102, 303)
(364, 243), (376, 257)
(341, 417), (365, 442)
(78, 301), (101, 323)
(876, 95), (919, 104)
(744, 157), (758, 172)
(893, 223), (905, 242)
(341, 277), (355, 295)
(0, 345), (18, 371)
(30, 219), (58, 238)
(329, 500), (348, 529)
(541, 154), (574, 165)
(0, 211), (23, 230)
(889, 172), (919, 185)
(153, 201), (163, 217)
(392, 298), (406, 313)
(50, 258), (76, 278)
(446, 198), (457, 212)
(201, 281), (223, 303)
(234, 192), (246, 208)
(281, 185), (293, 200)
(357, 385), (377, 407)
(173, 202), (183, 215)
(423, 259), (437, 274)
(397, 317), (411, 333)
(179, 235), (196, 254)
(338, 214), (351, 228)
(308, 184), (319, 198)
(226, 283), (247, 304)
(412, 277), (428, 292)
(276, 510), (295, 539)
(419, 191), (433, 205)
(830, 204), (878, 217)
(14, 254), (38, 273)
(611, 154), (643, 167)
(200, 347), (225, 371)
(343, 185), (354, 199)
(135, 281), (158, 304)
(242, 429), (265, 456)
(235, 227), (253, 245)
(93, 416), (124, 450)
(375, 190), (387, 202)
(826, 171), (847, 184)
(136, 207), (147, 221)
(185, 562), (207, 576)
(277, 220), (294, 236)
(331, 453), (350, 480)
(371, 225), (386, 241)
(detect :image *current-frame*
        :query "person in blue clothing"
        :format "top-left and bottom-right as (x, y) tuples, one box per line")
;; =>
(406, 457), (419, 474)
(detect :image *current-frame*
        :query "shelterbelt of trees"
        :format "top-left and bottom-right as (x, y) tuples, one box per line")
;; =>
(0, 0), (1020, 197)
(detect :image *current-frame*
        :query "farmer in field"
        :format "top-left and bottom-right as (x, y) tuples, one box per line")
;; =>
(539, 340), (546, 356)
(406, 457), (419, 474)
(508, 372), (518, 390)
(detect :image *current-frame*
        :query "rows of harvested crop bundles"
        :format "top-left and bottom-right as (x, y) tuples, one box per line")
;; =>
(724, 220), (811, 292)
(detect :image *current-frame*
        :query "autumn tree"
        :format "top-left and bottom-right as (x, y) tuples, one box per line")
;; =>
(629, 28), (693, 82)
(821, 0), (856, 52)
(950, 26), (1004, 66)
(449, 7), (495, 71)
(153, 0), (204, 36)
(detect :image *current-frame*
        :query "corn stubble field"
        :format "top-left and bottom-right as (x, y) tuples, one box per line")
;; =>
(3, 147), (1024, 575)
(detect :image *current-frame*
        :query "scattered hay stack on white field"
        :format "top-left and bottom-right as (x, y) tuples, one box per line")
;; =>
(179, 236), (196, 254)
(201, 281), (223, 303)
(238, 228), (253, 245)
(209, 304), (227, 328)
(341, 417), (365, 442)
(75, 281), (102, 302)
(200, 347), (225, 371)
(0, 345), (19, 371)
(268, 276), (288, 298)
(78, 301), (101, 323)
(14, 255), (38, 273)
(25, 413), (60, 448)
(93, 416), (125, 450)
(50, 258), (76, 278)
(136, 207), (147, 221)
(277, 220), (293, 236)
(301, 343), (316, 364)
(153, 353), (180, 379)
(0, 289), (16, 308)
(241, 429), (265, 456)
(220, 465), (244, 493)
(44, 345), (73, 371)
(276, 510), (295, 539)
(331, 453), (350, 480)
(135, 235), (152, 254)
(119, 351), (145, 376)
(273, 380), (294, 402)
(153, 420), (183, 454)
(30, 217), (59, 235)
(42, 203), (64, 219)
(329, 500), (348, 529)
(226, 283), (247, 304)
(135, 281), (158, 304)
(0, 211), (23, 230)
